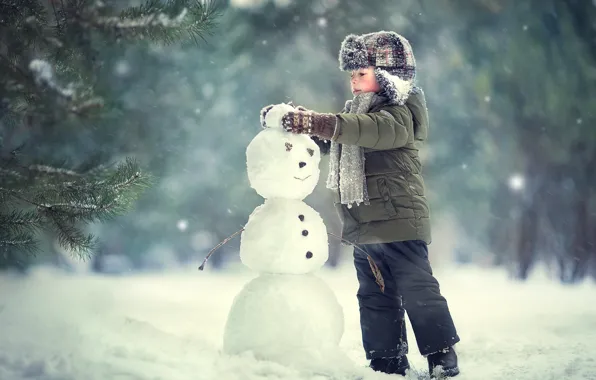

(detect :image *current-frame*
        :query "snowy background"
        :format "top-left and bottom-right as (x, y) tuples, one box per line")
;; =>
(11, 0), (594, 282)
(2, 0), (596, 379)
(1, 262), (595, 380)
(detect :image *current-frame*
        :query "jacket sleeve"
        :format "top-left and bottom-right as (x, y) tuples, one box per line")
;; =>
(333, 105), (411, 150)
(307, 103), (347, 155)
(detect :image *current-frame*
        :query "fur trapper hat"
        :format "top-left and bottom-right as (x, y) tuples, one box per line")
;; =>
(339, 31), (416, 105)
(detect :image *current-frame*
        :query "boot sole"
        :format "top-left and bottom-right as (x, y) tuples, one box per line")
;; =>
(431, 366), (460, 378)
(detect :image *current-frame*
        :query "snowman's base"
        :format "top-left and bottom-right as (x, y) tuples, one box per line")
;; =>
(223, 272), (349, 371)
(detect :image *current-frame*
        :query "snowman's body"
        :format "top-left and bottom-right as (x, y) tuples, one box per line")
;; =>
(222, 109), (348, 370)
(240, 198), (328, 274)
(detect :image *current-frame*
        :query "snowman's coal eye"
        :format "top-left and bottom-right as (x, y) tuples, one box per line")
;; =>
(302, 230), (309, 236)
(306, 251), (313, 259)
(285, 142), (293, 151)
(307, 148), (314, 157)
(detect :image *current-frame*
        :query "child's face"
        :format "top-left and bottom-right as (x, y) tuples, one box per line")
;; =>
(350, 66), (380, 95)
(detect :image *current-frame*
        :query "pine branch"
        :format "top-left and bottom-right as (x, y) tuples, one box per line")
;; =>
(0, 231), (39, 260)
(0, 1), (47, 26)
(28, 59), (76, 100)
(72, 0), (222, 45)
(0, 0), (219, 268)
(1, 0), (222, 124)
(0, 233), (38, 251)
(0, 157), (153, 258)
(0, 1), (49, 57)
(0, 210), (43, 235)
(0, 54), (103, 123)
(47, 215), (95, 257)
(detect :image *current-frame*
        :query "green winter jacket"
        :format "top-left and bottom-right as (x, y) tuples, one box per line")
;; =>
(328, 89), (431, 245)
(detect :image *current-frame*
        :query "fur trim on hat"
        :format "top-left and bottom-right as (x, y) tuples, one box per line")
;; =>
(338, 34), (369, 71)
(374, 68), (414, 105)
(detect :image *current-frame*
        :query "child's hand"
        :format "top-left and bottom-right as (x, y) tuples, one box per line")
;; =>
(281, 110), (336, 140)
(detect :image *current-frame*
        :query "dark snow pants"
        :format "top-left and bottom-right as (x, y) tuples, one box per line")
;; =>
(354, 240), (460, 358)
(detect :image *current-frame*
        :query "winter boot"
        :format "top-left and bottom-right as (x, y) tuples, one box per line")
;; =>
(427, 347), (459, 378)
(370, 355), (410, 376)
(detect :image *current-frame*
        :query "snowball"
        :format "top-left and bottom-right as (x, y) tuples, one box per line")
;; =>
(223, 273), (344, 368)
(246, 128), (320, 200)
(264, 103), (295, 129)
(240, 198), (328, 274)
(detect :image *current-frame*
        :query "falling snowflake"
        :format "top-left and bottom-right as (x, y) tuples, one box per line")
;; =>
(177, 219), (189, 231)
(114, 60), (130, 76)
(508, 174), (525, 191)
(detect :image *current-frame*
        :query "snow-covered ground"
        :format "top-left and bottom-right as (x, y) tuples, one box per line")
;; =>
(0, 262), (594, 380)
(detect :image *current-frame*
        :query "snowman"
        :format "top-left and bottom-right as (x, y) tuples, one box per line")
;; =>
(222, 103), (353, 374)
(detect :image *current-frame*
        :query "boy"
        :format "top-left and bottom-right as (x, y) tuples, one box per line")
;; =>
(262, 31), (460, 378)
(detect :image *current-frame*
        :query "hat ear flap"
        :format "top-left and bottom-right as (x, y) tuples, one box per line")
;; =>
(339, 34), (368, 71)
(375, 68), (414, 105)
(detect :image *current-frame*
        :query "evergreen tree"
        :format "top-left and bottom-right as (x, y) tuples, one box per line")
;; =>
(0, 0), (221, 269)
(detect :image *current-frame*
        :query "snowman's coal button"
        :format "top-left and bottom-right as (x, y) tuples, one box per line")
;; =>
(302, 230), (308, 236)
(298, 215), (305, 221)
(299, 161), (306, 168)
(306, 251), (313, 259)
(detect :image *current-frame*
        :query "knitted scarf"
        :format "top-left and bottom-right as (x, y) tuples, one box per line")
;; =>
(326, 92), (386, 208)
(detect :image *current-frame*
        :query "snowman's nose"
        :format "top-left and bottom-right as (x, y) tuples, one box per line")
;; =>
(299, 162), (307, 168)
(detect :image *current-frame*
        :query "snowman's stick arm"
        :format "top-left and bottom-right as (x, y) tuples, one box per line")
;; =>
(326, 231), (368, 256)
(198, 228), (245, 271)
(326, 232), (385, 293)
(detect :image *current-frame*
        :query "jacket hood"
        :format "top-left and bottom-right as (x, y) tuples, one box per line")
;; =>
(405, 87), (429, 142)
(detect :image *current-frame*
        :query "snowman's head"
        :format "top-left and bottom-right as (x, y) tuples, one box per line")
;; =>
(246, 128), (321, 200)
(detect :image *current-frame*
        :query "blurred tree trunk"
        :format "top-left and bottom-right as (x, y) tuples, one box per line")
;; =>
(572, 150), (596, 282)
(516, 184), (540, 280)
(570, 195), (589, 282)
